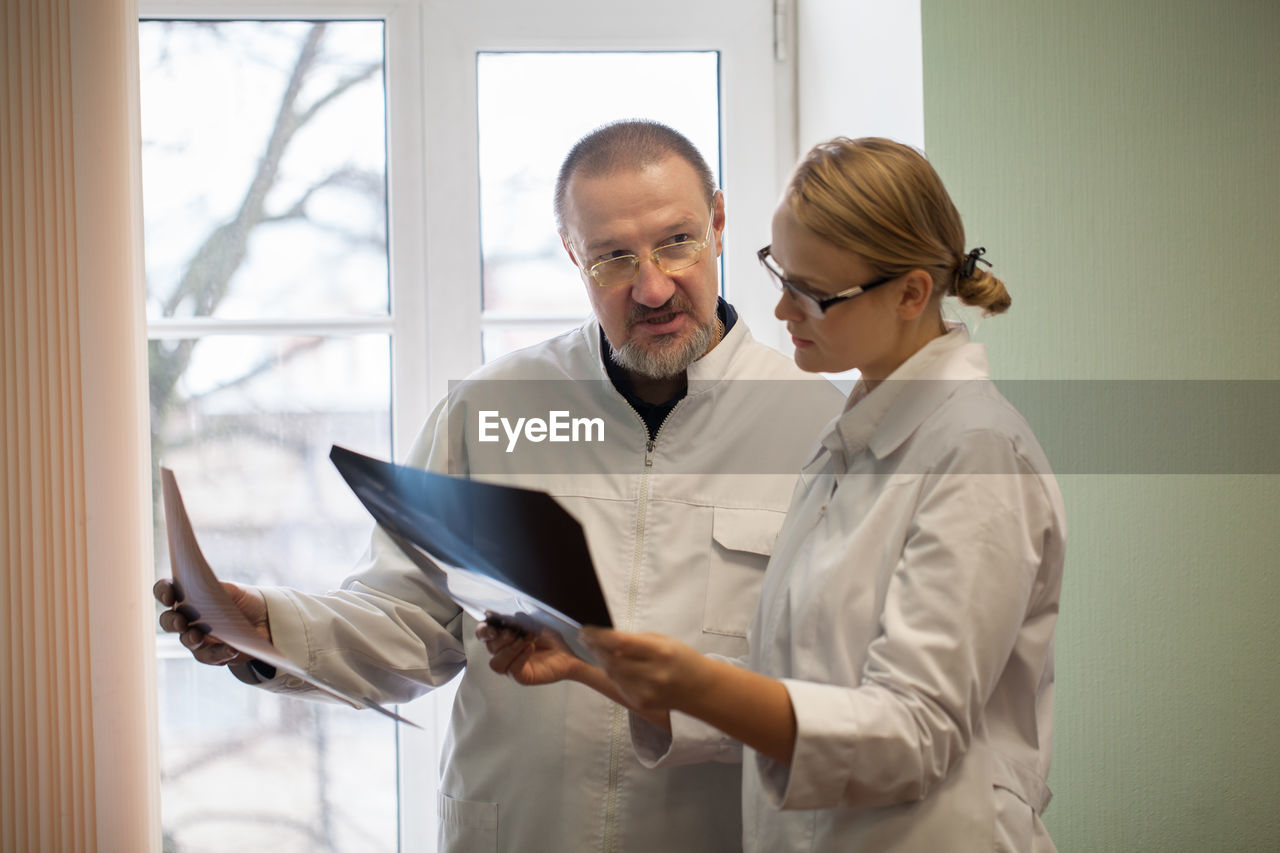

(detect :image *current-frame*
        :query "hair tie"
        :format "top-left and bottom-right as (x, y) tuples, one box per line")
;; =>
(960, 247), (991, 278)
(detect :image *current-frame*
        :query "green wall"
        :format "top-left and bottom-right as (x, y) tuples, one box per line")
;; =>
(921, 1), (1279, 849)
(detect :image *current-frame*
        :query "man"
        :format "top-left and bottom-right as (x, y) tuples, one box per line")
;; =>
(156, 120), (841, 851)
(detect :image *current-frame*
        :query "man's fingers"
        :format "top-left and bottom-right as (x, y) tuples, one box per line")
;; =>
(180, 626), (246, 666)
(192, 641), (239, 667)
(508, 642), (535, 679)
(157, 600), (243, 667)
(157, 609), (188, 635)
(487, 638), (533, 675)
(153, 578), (174, 606)
(477, 621), (528, 655)
(179, 626), (208, 650)
(487, 639), (526, 674)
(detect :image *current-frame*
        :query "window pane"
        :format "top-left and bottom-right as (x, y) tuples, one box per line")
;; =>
(158, 654), (396, 853)
(482, 324), (580, 364)
(149, 334), (391, 588)
(476, 52), (720, 359)
(140, 20), (388, 321)
(147, 333), (393, 853)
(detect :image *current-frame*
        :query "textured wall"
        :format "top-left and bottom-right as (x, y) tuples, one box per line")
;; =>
(921, 1), (1279, 850)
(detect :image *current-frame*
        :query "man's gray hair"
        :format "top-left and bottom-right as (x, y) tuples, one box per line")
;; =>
(553, 119), (718, 233)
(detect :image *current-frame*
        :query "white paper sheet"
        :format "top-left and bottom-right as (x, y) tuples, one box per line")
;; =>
(160, 467), (420, 728)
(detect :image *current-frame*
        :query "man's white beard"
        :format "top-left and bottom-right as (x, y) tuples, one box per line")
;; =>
(609, 317), (715, 379)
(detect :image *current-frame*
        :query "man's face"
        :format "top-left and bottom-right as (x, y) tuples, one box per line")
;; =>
(561, 155), (724, 379)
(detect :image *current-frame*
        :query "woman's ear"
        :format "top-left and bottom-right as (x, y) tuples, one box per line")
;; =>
(896, 269), (935, 320)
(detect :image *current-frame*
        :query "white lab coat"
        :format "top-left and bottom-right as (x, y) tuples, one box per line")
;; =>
(634, 325), (1066, 852)
(237, 316), (843, 852)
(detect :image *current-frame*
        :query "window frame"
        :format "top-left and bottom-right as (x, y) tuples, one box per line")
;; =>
(139, 2), (792, 850)
(420, 0), (792, 397)
(140, 0), (432, 453)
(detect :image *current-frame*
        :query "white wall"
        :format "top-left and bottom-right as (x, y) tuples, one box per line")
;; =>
(771, 0), (923, 363)
(797, 0), (924, 151)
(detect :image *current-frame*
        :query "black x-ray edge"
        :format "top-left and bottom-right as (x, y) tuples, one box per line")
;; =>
(329, 445), (613, 665)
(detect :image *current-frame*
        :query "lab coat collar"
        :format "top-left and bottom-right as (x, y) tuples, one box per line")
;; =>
(583, 317), (613, 381)
(824, 323), (989, 463)
(686, 312), (750, 389)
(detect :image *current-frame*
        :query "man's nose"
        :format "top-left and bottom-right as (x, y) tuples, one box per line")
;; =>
(630, 255), (677, 308)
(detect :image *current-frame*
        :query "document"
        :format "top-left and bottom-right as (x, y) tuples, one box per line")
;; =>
(328, 445), (612, 663)
(160, 467), (420, 727)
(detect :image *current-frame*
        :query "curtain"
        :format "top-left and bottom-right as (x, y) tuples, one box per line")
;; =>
(1, 0), (159, 850)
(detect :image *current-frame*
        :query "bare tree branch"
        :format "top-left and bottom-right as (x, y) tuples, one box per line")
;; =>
(262, 165), (384, 223)
(150, 23), (384, 425)
(147, 22), (388, 575)
(296, 61), (382, 128)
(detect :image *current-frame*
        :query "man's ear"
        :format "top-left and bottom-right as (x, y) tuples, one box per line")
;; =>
(561, 233), (580, 268)
(896, 269), (935, 320)
(712, 190), (726, 258)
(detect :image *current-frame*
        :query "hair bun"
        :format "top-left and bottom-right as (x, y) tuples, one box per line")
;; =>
(953, 248), (1011, 315)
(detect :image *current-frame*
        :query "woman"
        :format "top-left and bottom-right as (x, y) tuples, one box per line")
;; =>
(482, 137), (1065, 851)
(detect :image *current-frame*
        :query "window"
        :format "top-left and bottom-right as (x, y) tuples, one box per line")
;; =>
(141, 2), (785, 850)
(141, 18), (400, 852)
(476, 51), (721, 361)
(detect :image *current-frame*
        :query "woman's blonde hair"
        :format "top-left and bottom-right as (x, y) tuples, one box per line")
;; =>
(784, 137), (1010, 315)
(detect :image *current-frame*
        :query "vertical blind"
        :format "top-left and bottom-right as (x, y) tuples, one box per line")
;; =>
(1, 0), (159, 849)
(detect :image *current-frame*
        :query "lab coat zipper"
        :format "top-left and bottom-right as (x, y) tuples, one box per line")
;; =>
(603, 402), (680, 852)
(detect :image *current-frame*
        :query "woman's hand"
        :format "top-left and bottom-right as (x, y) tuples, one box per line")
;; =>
(477, 621), (587, 686)
(579, 627), (707, 714)
(581, 627), (798, 764)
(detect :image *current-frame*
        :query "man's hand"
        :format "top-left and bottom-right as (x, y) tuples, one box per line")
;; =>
(153, 578), (270, 667)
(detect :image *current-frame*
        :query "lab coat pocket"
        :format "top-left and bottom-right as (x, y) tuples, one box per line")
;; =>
(993, 786), (1035, 852)
(991, 753), (1054, 853)
(703, 507), (786, 638)
(437, 790), (498, 853)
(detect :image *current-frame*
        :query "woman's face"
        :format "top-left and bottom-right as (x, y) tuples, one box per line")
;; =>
(769, 203), (905, 380)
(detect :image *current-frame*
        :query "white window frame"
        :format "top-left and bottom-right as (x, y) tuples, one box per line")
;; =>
(418, 0), (795, 403)
(140, 2), (793, 850)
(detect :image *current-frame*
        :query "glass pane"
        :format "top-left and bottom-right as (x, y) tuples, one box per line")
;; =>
(140, 20), (388, 321)
(149, 334), (391, 588)
(476, 52), (720, 336)
(482, 324), (584, 364)
(158, 654), (396, 853)
(147, 334), (393, 853)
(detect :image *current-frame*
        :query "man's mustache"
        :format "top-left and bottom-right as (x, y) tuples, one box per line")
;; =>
(626, 297), (692, 328)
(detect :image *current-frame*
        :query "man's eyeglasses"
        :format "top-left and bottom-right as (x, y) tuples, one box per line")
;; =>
(581, 206), (717, 287)
(757, 245), (897, 318)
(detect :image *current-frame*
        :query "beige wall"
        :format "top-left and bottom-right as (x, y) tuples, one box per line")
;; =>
(921, 1), (1280, 850)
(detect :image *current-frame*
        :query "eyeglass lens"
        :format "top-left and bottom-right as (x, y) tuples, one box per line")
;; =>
(593, 240), (704, 286)
(762, 255), (823, 317)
